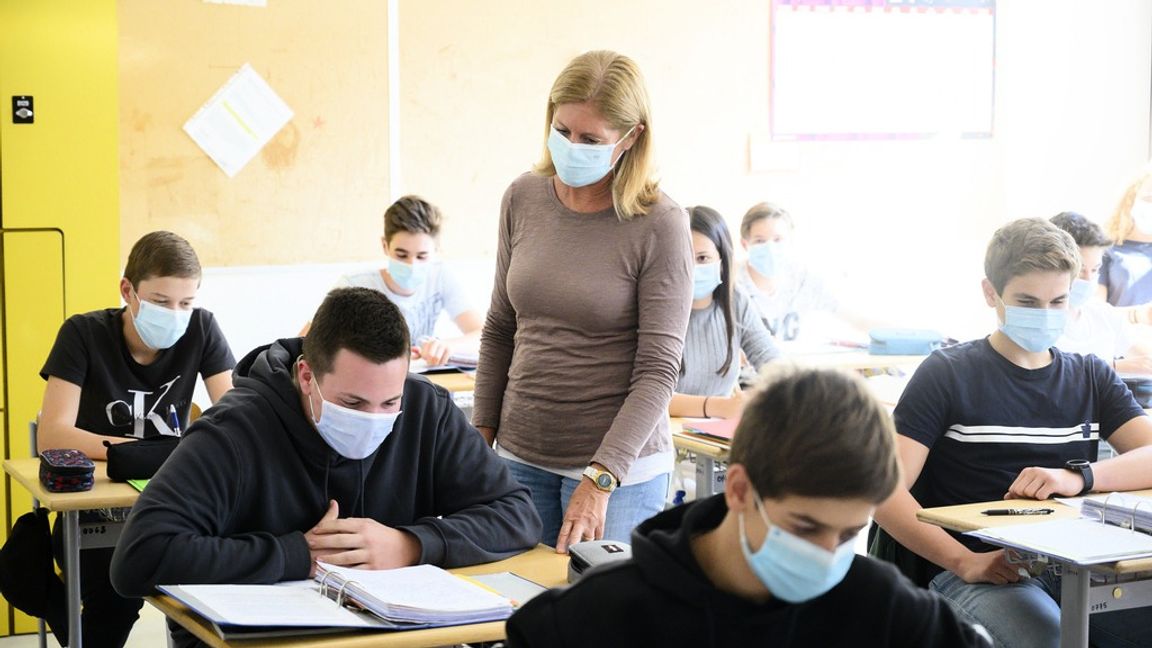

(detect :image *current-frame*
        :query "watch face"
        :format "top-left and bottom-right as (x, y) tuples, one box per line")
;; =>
(597, 474), (613, 488)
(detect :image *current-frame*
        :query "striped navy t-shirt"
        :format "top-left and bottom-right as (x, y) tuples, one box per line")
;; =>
(895, 337), (1145, 552)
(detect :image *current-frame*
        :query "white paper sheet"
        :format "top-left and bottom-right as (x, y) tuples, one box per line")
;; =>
(183, 63), (293, 177)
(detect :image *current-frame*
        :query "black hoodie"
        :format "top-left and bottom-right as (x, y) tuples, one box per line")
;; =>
(507, 495), (990, 648)
(111, 338), (541, 601)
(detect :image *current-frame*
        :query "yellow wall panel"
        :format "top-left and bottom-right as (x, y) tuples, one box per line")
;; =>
(0, 0), (120, 636)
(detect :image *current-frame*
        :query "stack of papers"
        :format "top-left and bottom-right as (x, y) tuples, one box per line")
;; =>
(159, 563), (517, 640)
(682, 418), (738, 443)
(1081, 493), (1152, 533)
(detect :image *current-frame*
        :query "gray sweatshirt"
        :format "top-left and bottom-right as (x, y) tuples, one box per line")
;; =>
(676, 290), (779, 396)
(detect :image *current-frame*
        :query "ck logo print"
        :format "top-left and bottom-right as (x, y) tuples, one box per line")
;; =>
(104, 375), (182, 438)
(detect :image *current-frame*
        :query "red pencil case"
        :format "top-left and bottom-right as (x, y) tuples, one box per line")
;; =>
(38, 449), (95, 493)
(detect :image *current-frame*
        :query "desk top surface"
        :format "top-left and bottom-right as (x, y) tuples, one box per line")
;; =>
(670, 417), (731, 459)
(918, 491), (1152, 574)
(3, 457), (139, 511)
(421, 371), (475, 393)
(147, 545), (569, 648)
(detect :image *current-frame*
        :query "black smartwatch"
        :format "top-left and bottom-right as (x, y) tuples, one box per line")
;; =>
(1065, 459), (1094, 496)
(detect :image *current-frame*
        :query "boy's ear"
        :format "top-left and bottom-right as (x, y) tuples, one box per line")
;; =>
(118, 278), (134, 304)
(380, 236), (390, 256)
(739, 238), (749, 251)
(980, 278), (1000, 308)
(723, 463), (754, 512)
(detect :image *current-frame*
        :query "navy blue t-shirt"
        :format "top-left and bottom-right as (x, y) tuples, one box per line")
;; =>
(40, 308), (235, 439)
(1100, 240), (1152, 307)
(895, 337), (1144, 552)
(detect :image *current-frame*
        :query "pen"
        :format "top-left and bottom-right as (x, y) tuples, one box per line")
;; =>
(981, 508), (1055, 516)
(168, 404), (182, 437)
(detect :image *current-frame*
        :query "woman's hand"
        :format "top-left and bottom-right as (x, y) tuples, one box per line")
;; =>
(709, 392), (746, 419)
(555, 478), (611, 554)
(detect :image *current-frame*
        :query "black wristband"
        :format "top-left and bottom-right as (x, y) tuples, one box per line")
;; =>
(1066, 459), (1094, 496)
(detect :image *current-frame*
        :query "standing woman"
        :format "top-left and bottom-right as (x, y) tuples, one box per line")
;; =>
(473, 50), (692, 553)
(669, 206), (778, 421)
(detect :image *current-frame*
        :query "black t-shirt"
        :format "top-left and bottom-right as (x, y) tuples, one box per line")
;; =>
(40, 308), (235, 439)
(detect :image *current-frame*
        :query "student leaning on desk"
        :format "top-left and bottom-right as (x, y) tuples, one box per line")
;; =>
(871, 217), (1152, 648)
(110, 287), (541, 648)
(37, 231), (236, 648)
(507, 366), (991, 647)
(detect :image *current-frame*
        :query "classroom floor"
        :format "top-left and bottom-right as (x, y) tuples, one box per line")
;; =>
(0, 603), (167, 647)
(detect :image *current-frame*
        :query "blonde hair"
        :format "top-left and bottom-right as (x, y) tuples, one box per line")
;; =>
(985, 218), (1081, 294)
(534, 50), (659, 220)
(1105, 169), (1152, 242)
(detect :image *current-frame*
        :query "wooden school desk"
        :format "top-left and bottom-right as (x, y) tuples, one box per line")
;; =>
(421, 370), (475, 393)
(146, 545), (569, 648)
(4, 457), (140, 648)
(670, 417), (730, 501)
(919, 493), (1152, 648)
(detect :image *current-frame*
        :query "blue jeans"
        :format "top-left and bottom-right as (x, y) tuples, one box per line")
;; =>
(504, 459), (668, 546)
(930, 569), (1152, 648)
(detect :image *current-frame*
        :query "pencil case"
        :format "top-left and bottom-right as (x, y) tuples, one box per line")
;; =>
(38, 449), (95, 493)
(104, 436), (179, 481)
(868, 328), (944, 356)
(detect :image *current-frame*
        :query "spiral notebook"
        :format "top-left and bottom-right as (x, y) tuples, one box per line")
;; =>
(158, 563), (517, 640)
(966, 494), (1152, 565)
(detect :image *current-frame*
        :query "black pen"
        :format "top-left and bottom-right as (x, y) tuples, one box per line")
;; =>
(981, 508), (1055, 516)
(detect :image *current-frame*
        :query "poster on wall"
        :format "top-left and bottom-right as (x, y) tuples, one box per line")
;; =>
(183, 63), (294, 177)
(771, 0), (996, 140)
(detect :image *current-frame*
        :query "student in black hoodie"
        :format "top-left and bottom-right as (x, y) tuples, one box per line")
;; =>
(506, 366), (991, 648)
(111, 287), (541, 647)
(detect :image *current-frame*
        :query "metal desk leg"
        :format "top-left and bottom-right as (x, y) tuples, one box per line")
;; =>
(1060, 565), (1090, 648)
(695, 456), (715, 500)
(62, 511), (82, 648)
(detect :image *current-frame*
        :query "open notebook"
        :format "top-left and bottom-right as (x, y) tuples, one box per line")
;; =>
(966, 494), (1152, 565)
(159, 564), (534, 641)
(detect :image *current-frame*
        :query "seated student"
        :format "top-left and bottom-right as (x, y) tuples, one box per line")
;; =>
(506, 365), (991, 647)
(1100, 168), (1152, 317)
(735, 202), (880, 341)
(111, 287), (541, 648)
(305, 195), (482, 366)
(37, 230), (234, 648)
(669, 206), (778, 420)
(872, 217), (1152, 648)
(1053, 211), (1152, 373)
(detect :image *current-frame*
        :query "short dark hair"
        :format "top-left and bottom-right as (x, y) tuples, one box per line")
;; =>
(303, 287), (410, 376)
(1050, 212), (1112, 248)
(729, 365), (900, 503)
(985, 218), (1081, 294)
(384, 195), (443, 242)
(740, 202), (793, 241)
(123, 231), (201, 289)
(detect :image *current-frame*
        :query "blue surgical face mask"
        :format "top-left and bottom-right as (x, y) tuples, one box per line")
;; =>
(131, 292), (193, 350)
(693, 261), (723, 300)
(1068, 278), (1095, 308)
(388, 257), (430, 293)
(738, 488), (856, 603)
(998, 301), (1068, 353)
(547, 125), (636, 188)
(747, 242), (782, 278)
(309, 378), (401, 459)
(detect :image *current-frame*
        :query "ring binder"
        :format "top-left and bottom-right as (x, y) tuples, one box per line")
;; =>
(317, 571), (337, 600)
(1131, 500), (1152, 534)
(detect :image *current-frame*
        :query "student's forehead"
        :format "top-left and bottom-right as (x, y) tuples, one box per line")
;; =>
(1001, 270), (1072, 295)
(388, 231), (435, 251)
(774, 494), (873, 528)
(137, 275), (199, 295)
(691, 231), (718, 253)
(748, 218), (789, 238)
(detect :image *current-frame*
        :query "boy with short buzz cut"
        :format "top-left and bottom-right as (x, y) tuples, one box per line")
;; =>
(506, 365), (990, 648)
(873, 217), (1152, 647)
(36, 230), (235, 647)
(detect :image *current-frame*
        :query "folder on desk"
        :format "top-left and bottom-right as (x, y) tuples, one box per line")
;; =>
(967, 496), (1152, 565)
(682, 418), (739, 442)
(159, 563), (515, 640)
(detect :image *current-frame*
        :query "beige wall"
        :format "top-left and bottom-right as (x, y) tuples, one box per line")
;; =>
(118, 0), (391, 267)
(398, 0), (1151, 335)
